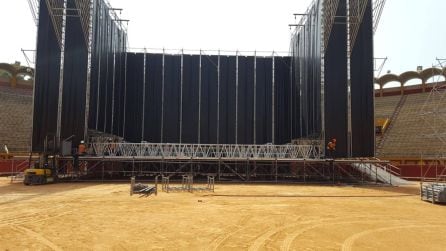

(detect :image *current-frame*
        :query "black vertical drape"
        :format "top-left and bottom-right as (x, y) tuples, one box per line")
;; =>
(274, 57), (291, 144)
(218, 56), (237, 144)
(162, 55), (181, 143)
(200, 55), (219, 144)
(144, 53), (163, 142)
(32, 0), (61, 152)
(324, 0), (348, 157)
(237, 56), (255, 144)
(124, 53), (144, 142)
(181, 55), (200, 143)
(351, 0), (374, 157)
(88, 0), (127, 136)
(60, 0), (88, 145)
(255, 57), (273, 144)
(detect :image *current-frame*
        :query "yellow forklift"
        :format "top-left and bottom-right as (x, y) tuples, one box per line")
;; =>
(23, 135), (58, 185)
(23, 161), (56, 185)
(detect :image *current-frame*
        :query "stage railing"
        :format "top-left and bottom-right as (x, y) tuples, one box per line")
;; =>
(90, 143), (323, 159)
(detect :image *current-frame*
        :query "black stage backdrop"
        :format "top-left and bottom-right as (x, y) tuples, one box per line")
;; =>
(181, 55), (200, 143)
(111, 34), (126, 137)
(60, 0), (88, 146)
(237, 56), (254, 144)
(123, 53), (290, 145)
(324, 0), (348, 157)
(89, 0), (127, 136)
(290, 38), (301, 140)
(290, 1), (322, 141)
(255, 57), (273, 144)
(144, 53), (163, 143)
(350, 0), (374, 157)
(200, 55), (219, 144)
(162, 55), (182, 143)
(32, 0), (61, 152)
(274, 57), (292, 144)
(218, 56), (237, 144)
(32, 0), (374, 156)
(124, 53), (144, 142)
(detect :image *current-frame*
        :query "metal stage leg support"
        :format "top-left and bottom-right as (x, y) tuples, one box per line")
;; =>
(362, 165), (365, 184)
(275, 158), (278, 183)
(253, 161), (257, 180)
(132, 157), (135, 176)
(218, 158), (221, 181)
(155, 176), (158, 196)
(375, 164), (378, 184)
(130, 176), (135, 196)
(101, 161), (104, 182)
(246, 159), (249, 181)
(323, 163), (326, 177)
(161, 157), (165, 176)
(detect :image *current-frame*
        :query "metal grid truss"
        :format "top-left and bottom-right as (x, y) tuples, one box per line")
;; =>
(73, 0), (91, 47)
(322, 0), (340, 50)
(45, 0), (65, 48)
(90, 143), (323, 159)
(372, 0), (386, 34)
(348, 0), (368, 51)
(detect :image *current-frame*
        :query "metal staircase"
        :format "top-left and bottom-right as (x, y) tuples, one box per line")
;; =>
(351, 158), (410, 185)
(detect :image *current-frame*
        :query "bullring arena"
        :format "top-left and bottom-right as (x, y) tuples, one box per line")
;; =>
(1, 179), (446, 250)
(1, 0), (446, 250)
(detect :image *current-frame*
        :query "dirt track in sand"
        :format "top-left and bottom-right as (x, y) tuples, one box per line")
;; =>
(0, 178), (445, 250)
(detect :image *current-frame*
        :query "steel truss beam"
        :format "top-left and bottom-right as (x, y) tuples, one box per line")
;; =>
(90, 143), (323, 159)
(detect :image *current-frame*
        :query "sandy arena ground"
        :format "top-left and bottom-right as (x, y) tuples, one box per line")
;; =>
(0, 178), (445, 250)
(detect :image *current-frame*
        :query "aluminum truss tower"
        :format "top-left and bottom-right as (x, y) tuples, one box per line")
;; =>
(420, 60), (446, 159)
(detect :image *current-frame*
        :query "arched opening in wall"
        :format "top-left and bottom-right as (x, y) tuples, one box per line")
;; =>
(0, 69), (13, 85)
(382, 81), (401, 89)
(374, 84), (381, 90)
(16, 73), (34, 87)
(404, 78), (422, 87)
(426, 75), (446, 84)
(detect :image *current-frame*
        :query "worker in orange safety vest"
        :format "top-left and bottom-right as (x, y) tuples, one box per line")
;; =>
(327, 138), (336, 158)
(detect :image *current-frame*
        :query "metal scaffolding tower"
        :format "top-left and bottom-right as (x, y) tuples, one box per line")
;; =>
(419, 59), (446, 181)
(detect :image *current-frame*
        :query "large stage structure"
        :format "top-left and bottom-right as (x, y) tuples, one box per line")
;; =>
(31, 0), (378, 182)
(57, 140), (398, 184)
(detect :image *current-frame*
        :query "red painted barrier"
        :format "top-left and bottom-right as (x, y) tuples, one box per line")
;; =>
(397, 164), (446, 180)
(0, 160), (30, 174)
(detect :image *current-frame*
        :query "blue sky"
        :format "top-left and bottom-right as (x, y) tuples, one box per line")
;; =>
(374, 0), (446, 75)
(0, 0), (444, 76)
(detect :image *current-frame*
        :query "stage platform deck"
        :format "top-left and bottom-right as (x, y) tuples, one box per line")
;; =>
(58, 155), (390, 165)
